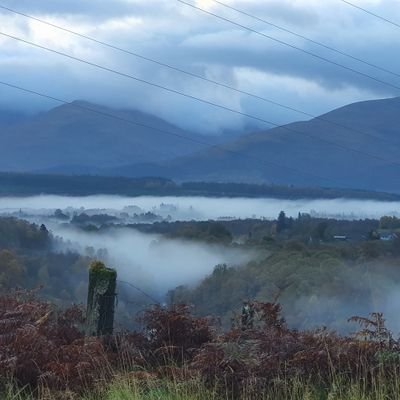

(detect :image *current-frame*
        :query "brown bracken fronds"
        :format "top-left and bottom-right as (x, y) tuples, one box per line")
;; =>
(0, 290), (107, 393)
(2, 293), (400, 398)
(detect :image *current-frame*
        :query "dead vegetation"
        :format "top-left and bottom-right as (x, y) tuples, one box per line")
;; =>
(1, 291), (400, 398)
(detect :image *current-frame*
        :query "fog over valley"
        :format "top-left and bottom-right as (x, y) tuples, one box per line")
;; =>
(1, 194), (400, 222)
(1, 193), (399, 331)
(51, 224), (254, 295)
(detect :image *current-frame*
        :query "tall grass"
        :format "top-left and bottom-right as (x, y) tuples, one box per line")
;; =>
(3, 294), (400, 399)
(5, 372), (400, 400)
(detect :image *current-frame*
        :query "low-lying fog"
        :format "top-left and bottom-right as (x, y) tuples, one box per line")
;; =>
(51, 224), (254, 296)
(2, 194), (400, 332)
(0, 194), (399, 221)
(2, 194), (399, 325)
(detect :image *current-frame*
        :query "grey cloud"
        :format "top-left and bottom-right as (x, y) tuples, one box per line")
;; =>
(0, 0), (148, 19)
(0, 0), (399, 133)
(217, 0), (321, 28)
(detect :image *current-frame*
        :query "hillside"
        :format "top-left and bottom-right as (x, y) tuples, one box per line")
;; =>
(112, 97), (400, 192)
(0, 110), (27, 127)
(0, 101), (212, 172)
(1, 97), (400, 192)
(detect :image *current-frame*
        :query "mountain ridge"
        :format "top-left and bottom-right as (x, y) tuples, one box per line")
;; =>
(106, 96), (400, 192)
(0, 101), (217, 172)
(1, 97), (399, 192)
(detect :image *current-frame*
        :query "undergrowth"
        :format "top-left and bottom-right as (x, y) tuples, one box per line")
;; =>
(2, 291), (400, 399)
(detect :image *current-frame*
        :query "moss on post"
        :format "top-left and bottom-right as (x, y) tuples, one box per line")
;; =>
(86, 261), (117, 336)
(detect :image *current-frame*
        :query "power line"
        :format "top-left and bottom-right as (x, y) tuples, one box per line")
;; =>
(0, 79), (342, 186)
(0, 32), (277, 129)
(0, 5), (398, 149)
(339, 0), (400, 30)
(1, 31), (400, 169)
(209, 0), (400, 79)
(176, 0), (400, 93)
(0, 5), (397, 150)
(117, 280), (160, 304)
(0, 81), (213, 150)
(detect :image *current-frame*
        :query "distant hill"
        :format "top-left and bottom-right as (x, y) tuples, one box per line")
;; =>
(0, 101), (215, 172)
(1, 172), (399, 201)
(0, 110), (27, 127)
(110, 97), (400, 193)
(1, 97), (400, 193)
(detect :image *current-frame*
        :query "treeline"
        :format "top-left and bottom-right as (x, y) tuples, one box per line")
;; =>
(1, 214), (400, 334)
(0, 172), (177, 196)
(1, 171), (400, 200)
(0, 217), (89, 302)
(380, 215), (400, 230)
(103, 213), (380, 244)
(164, 213), (400, 331)
(181, 181), (400, 201)
(169, 237), (400, 332)
(0, 218), (154, 319)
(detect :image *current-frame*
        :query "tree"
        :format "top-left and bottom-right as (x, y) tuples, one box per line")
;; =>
(207, 223), (232, 243)
(315, 221), (329, 240)
(0, 250), (25, 289)
(54, 209), (69, 220)
(277, 211), (287, 234)
(368, 230), (380, 241)
(380, 216), (400, 230)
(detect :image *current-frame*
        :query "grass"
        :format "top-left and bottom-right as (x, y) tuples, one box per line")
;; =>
(100, 380), (216, 400)
(3, 294), (400, 400)
(5, 374), (400, 400)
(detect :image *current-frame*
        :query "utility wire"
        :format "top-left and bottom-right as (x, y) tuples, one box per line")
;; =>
(339, 0), (400, 30)
(118, 280), (160, 304)
(0, 4), (397, 148)
(0, 79), (342, 186)
(1, 31), (399, 168)
(0, 32), (276, 129)
(209, 0), (400, 79)
(176, 0), (400, 92)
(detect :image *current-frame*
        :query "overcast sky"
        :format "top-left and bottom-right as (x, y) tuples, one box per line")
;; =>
(0, 0), (399, 134)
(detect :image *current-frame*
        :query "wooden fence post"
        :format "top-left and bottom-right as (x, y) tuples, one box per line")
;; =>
(86, 261), (117, 336)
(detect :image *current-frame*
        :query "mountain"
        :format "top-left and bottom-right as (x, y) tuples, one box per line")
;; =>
(0, 101), (216, 172)
(1, 97), (400, 193)
(110, 97), (400, 193)
(0, 110), (27, 127)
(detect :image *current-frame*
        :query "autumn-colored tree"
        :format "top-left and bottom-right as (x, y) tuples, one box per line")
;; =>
(0, 250), (25, 289)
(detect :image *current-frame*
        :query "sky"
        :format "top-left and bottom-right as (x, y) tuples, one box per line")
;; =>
(0, 0), (399, 134)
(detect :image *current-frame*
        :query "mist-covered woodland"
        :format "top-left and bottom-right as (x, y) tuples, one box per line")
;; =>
(1, 199), (400, 332)
(1, 205), (400, 399)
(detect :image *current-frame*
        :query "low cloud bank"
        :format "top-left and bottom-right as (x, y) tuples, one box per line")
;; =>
(52, 224), (253, 295)
(0, 194), (399, 221)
